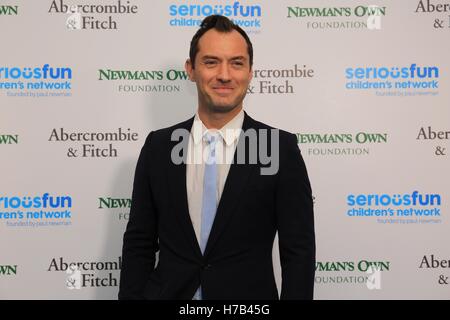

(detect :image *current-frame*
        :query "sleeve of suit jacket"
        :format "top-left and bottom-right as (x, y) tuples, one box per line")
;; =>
(276, 133), (316, 300)
(119, 132), (158, 299)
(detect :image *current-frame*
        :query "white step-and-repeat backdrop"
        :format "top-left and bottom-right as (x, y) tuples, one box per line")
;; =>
(1, 0), (449, 299)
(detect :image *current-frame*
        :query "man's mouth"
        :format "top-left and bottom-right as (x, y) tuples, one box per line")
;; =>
(212, 86), (234, 94)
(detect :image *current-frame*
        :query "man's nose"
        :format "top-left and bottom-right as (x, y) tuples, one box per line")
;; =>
(217, 63), (231, 82)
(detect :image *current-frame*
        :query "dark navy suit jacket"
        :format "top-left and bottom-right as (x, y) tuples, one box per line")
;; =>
(119, 112), (315, 300)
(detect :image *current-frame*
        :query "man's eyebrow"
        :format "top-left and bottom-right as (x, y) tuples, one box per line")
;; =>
(230, 56), (246, 61)
(201, 55), (220, 60)
(200, 55), (247, 61)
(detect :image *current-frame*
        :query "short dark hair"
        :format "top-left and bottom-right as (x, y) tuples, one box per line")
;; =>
(189, 15), (253, 69)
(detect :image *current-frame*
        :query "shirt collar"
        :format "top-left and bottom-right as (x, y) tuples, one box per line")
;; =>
(191, 109), (244, 146)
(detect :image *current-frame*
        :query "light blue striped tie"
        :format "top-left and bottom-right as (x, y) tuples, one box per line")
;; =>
(193, 132), (219, 300)
(200, 132), (219, 253)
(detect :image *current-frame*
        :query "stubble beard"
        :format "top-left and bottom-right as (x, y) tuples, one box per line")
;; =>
(203, 89), (247, 114)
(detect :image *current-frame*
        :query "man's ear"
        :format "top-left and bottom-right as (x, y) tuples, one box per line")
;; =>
(185, 59), (195, 82)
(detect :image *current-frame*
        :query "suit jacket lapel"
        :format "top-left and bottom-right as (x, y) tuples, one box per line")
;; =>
(167, 112), (258, 259)
(167, 116), (203, 260)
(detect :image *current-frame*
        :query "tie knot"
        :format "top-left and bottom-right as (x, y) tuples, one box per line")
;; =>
(203, 131), (219, 146)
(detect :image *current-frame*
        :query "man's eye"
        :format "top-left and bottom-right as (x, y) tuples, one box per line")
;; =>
(232, 61), (244, 66)
(204, 60), (218, 66)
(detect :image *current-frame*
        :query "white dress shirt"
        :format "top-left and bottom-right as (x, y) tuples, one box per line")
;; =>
(186, 109), (244, 247)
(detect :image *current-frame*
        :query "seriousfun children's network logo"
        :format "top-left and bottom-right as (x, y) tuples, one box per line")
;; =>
(347, 191), (442, 225)
(168, 2), (262, 32)
(345, 63), (439, 97)
(0, 193), (73, 227)
(0, 64), (73, 98)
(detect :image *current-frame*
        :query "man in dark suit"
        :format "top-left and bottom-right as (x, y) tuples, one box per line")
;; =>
(119, 15), (315, 300)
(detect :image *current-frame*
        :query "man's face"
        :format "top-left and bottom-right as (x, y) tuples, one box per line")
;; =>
(186, 29), (253, 114)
